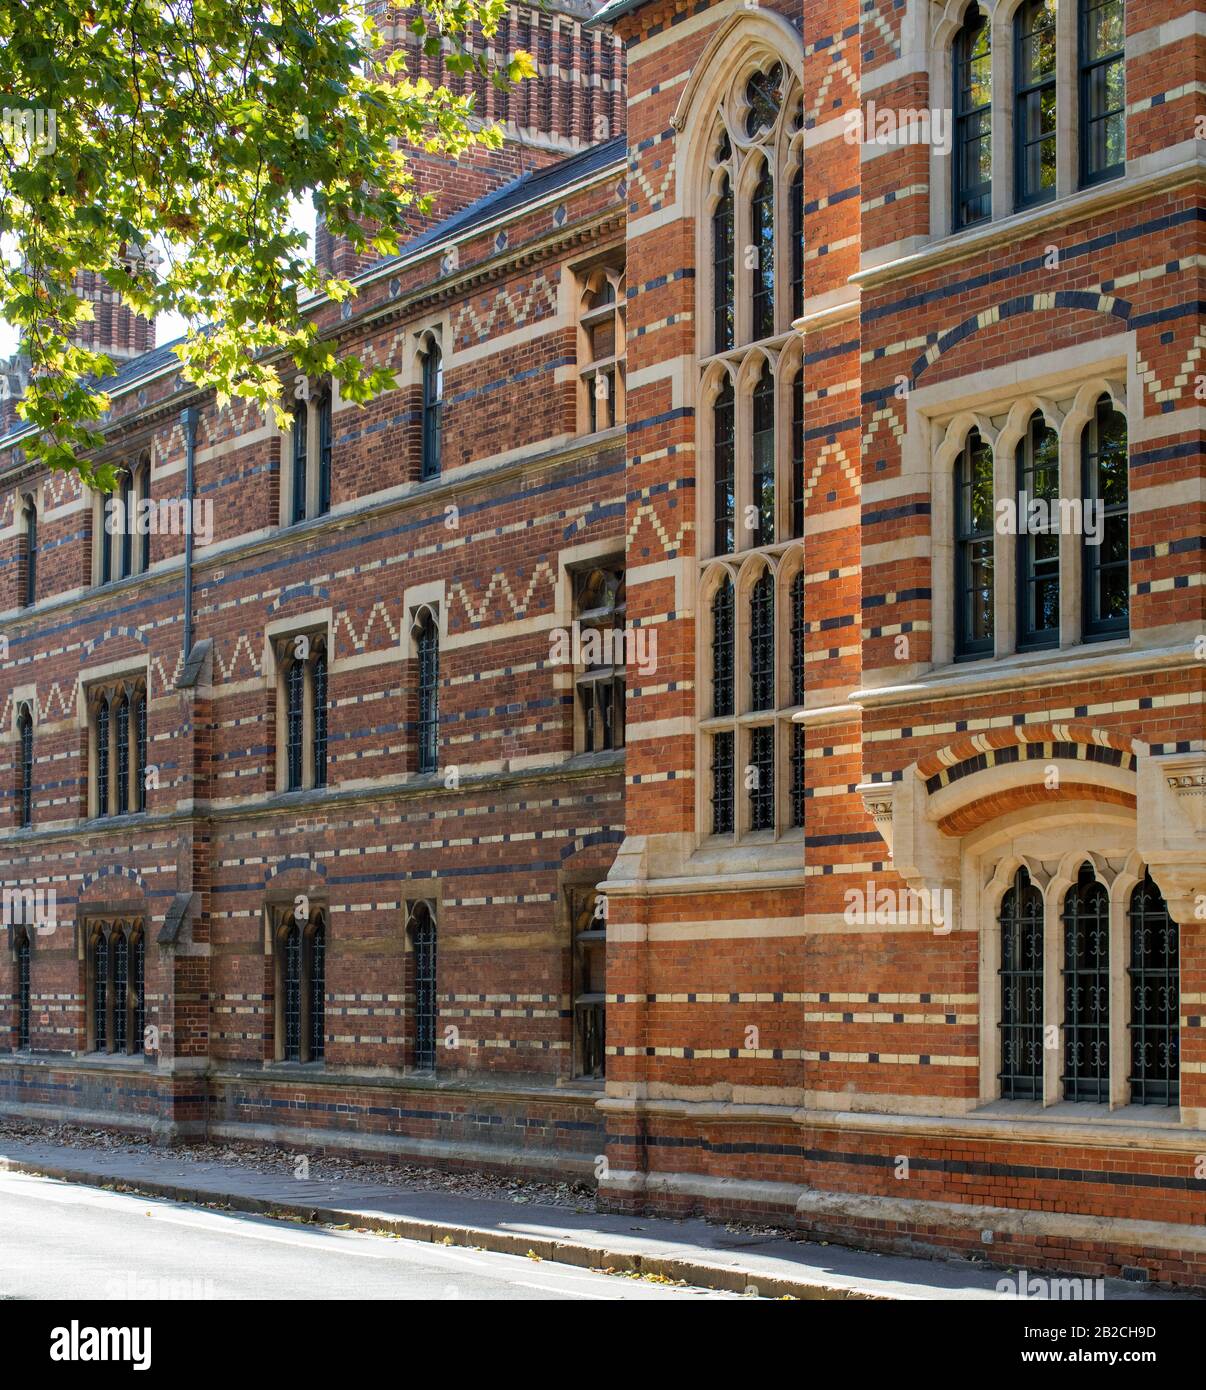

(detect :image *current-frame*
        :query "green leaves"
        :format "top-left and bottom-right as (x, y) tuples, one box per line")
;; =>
(0, 0), (533, 478)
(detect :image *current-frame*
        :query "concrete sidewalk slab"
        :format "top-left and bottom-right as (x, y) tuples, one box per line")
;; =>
(0, 1135), (1187, 1301)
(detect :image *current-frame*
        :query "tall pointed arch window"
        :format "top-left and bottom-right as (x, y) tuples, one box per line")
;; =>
(414, 607), (440, 774)
(1128, 873), (1178, 1106)
(955, 425), (994, 658)
(274, 903), (326, 1064)
(274, 632), (329, 794)
(86, 918), (144, 1055)
(291, 401), (308, 525)
(1062, 863), (1110, 1102)
(1081, 394), (1128, 638)
(999, 867), (1044, 1100)
(17, 703), (33, 828)
(1016, 411), (1060, 650)
(21, 496), (36, 608)
(698, 47), (803, 841)
(750, 157), (775, 341)
(409, 901), (438, 1070)
(953, 4), (992, 230)
(712, 141), (734, 353)
(578, 264), (626, 433)
(421, 342), (443, 480)
(713, 379), (736, 555)
(16, 929), (30, 1050)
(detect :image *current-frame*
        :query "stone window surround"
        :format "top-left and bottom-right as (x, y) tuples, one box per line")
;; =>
(928, 0), (1124, 241)
(279, 377), (335, 528)
(91, 450), (152, 586)
(263, 893), (328, 1066)
(574, 256), (626, 435)
(82, 660), (150, 821)
(906, 340), (1132, 668)
(979, 844), (1174, 1112)
(264, 609), (331, 794)
(697, 545), (805, 845)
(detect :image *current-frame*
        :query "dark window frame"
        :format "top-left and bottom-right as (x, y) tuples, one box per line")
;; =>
(953, 4), (993, 231)
(713, 379), (736, 555)
(420, 344), (443, 481)
(17, 704), (33, 828)
(415, 609), (440, 774)
(1015, 411), (1061, 651)
(409, 902), (438, 1071)
(998, 867), (1044, 1100)
(1078, 0), (1125, 187)
(1013, 0), (1058, 211)
(1081, 394), (1129, 640)
(955, 429), (996, 659)
(1061, 863), (1111, 1102)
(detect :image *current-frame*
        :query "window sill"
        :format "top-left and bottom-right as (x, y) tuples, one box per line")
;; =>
(852, 635), (1200, 710)
(974, 1097), (1182, 1129)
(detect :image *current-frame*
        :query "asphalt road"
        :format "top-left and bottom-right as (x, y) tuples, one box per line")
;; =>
(0, 1170), (743, 1301)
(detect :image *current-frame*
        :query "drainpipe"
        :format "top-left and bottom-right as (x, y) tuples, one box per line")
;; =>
(181, 406), (198, 660)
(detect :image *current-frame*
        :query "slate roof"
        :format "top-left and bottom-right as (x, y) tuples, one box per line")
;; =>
(0, 134), (628, 451)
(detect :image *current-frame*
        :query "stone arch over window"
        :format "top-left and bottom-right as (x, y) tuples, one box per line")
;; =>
(865, 726), (1198, 1113)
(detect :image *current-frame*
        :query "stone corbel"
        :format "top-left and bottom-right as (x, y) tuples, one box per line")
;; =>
(1137, 751), (1206, 923)
(858, 780), (895, 855)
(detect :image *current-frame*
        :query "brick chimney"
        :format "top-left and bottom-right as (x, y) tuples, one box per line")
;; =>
(316, 0), (625, 279)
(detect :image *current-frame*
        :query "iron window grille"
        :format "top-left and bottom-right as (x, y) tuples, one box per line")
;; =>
(286, 658), (305, 791)
(313, 650), (328, 788)
(95, 697), (110, 817)
(16, 930), (30, 1050)
(711, 578), (734, 717)
(953, 5), (992, 230)
(1079, 0), (1125, 186)
(275, 907), (327, 1065)
(18, 705), (33, 828)
(998, 866), (1044, 1100)
(1014, 0), (1057, 210)
(749, 570), (775, 711)
(1081, 394), (1129, 639)
(711, 731), (735, 835)
(790, 571), (805, 706)
(1128, 872), (1178, 1106)
(748, 724), (775, 831)
(415, 610), (440, 774)
(114, 693), (130, 816)
(789, 722), (805, 829)
(1061, 863), (1111, 1102)
(136, 696), (147, 812)
(87, 922), (145, 1056)
(1016, 411), (1061, 649)
(410, 903), (438, 1070)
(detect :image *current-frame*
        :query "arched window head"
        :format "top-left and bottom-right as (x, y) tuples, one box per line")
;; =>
(953, 4), (992, 229)
(421, 343), (443, 480)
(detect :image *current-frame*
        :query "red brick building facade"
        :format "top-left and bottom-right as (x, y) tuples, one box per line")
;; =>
(1, 0), (1205, 1289)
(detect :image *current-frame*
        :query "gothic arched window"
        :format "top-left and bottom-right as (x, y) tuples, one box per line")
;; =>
(999, 867), (1044, 1099)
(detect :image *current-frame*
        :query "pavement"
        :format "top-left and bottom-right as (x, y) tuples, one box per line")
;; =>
(0, 1133), (1189, 1301)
